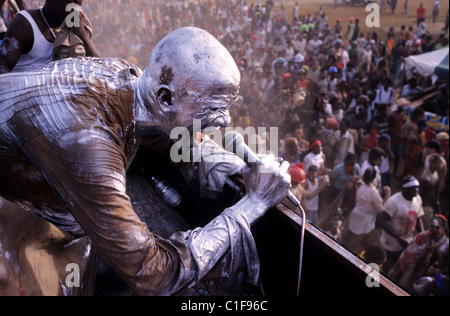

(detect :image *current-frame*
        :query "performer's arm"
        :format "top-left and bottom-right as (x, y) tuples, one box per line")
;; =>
(26, 128), (289, 295)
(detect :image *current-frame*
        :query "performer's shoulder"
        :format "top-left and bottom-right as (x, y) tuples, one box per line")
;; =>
(45, 57), (143, 79)
(91, 57), (143, 78)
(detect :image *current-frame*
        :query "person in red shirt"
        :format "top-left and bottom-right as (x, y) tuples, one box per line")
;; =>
(417, 3), (426, 26)
(388, 100), (408, 175)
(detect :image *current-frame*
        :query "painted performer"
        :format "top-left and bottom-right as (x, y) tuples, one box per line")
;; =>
(0, 27), (291, 295)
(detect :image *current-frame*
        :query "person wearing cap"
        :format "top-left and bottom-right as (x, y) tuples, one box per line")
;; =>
(287, 163), (306, 213)
(377, 176), (425, 272)
(345, 17), (355, 48)
(328, 66), (339, 92)
(303, 139), (328, 176)
(389, 214), (448, 291)
(272, 56), (286, 77)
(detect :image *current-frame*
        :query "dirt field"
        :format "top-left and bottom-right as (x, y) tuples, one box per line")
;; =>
(274, 0), (449, 38)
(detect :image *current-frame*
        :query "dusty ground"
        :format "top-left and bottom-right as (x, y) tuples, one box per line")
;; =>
(275, 0), (449, 39)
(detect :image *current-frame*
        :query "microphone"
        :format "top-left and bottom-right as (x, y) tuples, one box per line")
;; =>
(222, 131), (301, 208)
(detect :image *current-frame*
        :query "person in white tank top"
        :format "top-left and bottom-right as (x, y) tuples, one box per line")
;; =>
(301, 165), (328, 225)
(12, 10), (54, 72)
(0, 0), (99, 74)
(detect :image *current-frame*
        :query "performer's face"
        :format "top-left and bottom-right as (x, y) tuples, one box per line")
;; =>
(173, 81), (239, 133)
(148, 28), (240, 134)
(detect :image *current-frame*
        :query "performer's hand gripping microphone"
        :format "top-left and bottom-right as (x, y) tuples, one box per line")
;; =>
(222, 131), (301, 208)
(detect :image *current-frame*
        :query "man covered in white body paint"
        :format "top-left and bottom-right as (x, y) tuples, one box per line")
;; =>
(0, 27), (291, 295)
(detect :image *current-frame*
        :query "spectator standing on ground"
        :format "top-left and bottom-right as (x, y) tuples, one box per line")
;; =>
(388, 100), (408, 176)
(281, 137), (303, 166)
(360, 146), (385, 193)
(417, 3), (426, 26)
(303, 140), (328, 176)
(378, 134), (395, 188)
(377, 176), (425, 272)
(342, 167), (391, 255)
(331, 152), (360, 200)
(301, 165), (328, 225)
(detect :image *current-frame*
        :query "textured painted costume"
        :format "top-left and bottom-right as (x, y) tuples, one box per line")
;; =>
(0, 27), (290, 295)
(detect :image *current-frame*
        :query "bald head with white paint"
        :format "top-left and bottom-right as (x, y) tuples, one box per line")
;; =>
(133, 27), (240, 136)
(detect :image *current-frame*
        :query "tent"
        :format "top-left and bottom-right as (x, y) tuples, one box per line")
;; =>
(404, 47), (449, 82)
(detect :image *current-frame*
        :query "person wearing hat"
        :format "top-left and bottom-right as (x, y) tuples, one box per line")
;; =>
(272, 56), (286, 77)
(377, 176), (425, 272)
(345, 17), (355, 47)
(287, 163), (306, 214)
(303, 139), (328, 176)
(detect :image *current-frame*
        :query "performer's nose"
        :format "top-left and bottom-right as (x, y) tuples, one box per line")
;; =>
(212, 110), (231, 128)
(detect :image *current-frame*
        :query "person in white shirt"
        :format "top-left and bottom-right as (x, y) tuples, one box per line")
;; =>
(303, 140), (328, 176)
(342, 167), (391, 254)
(307, 33), (323, 55)
(360, 147), (385, 192)
(371, 78), (395, 118)
(301, 165), (328, 225)
(377, 176), (425, 272)
(334, 118), (355, 166)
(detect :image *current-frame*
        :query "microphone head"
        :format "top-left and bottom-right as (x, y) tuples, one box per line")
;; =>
(222, 130), (243, 150)
(222, 131), (259, 165)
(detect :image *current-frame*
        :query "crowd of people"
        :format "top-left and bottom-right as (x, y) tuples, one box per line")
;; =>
(1, 0), (448, 296)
